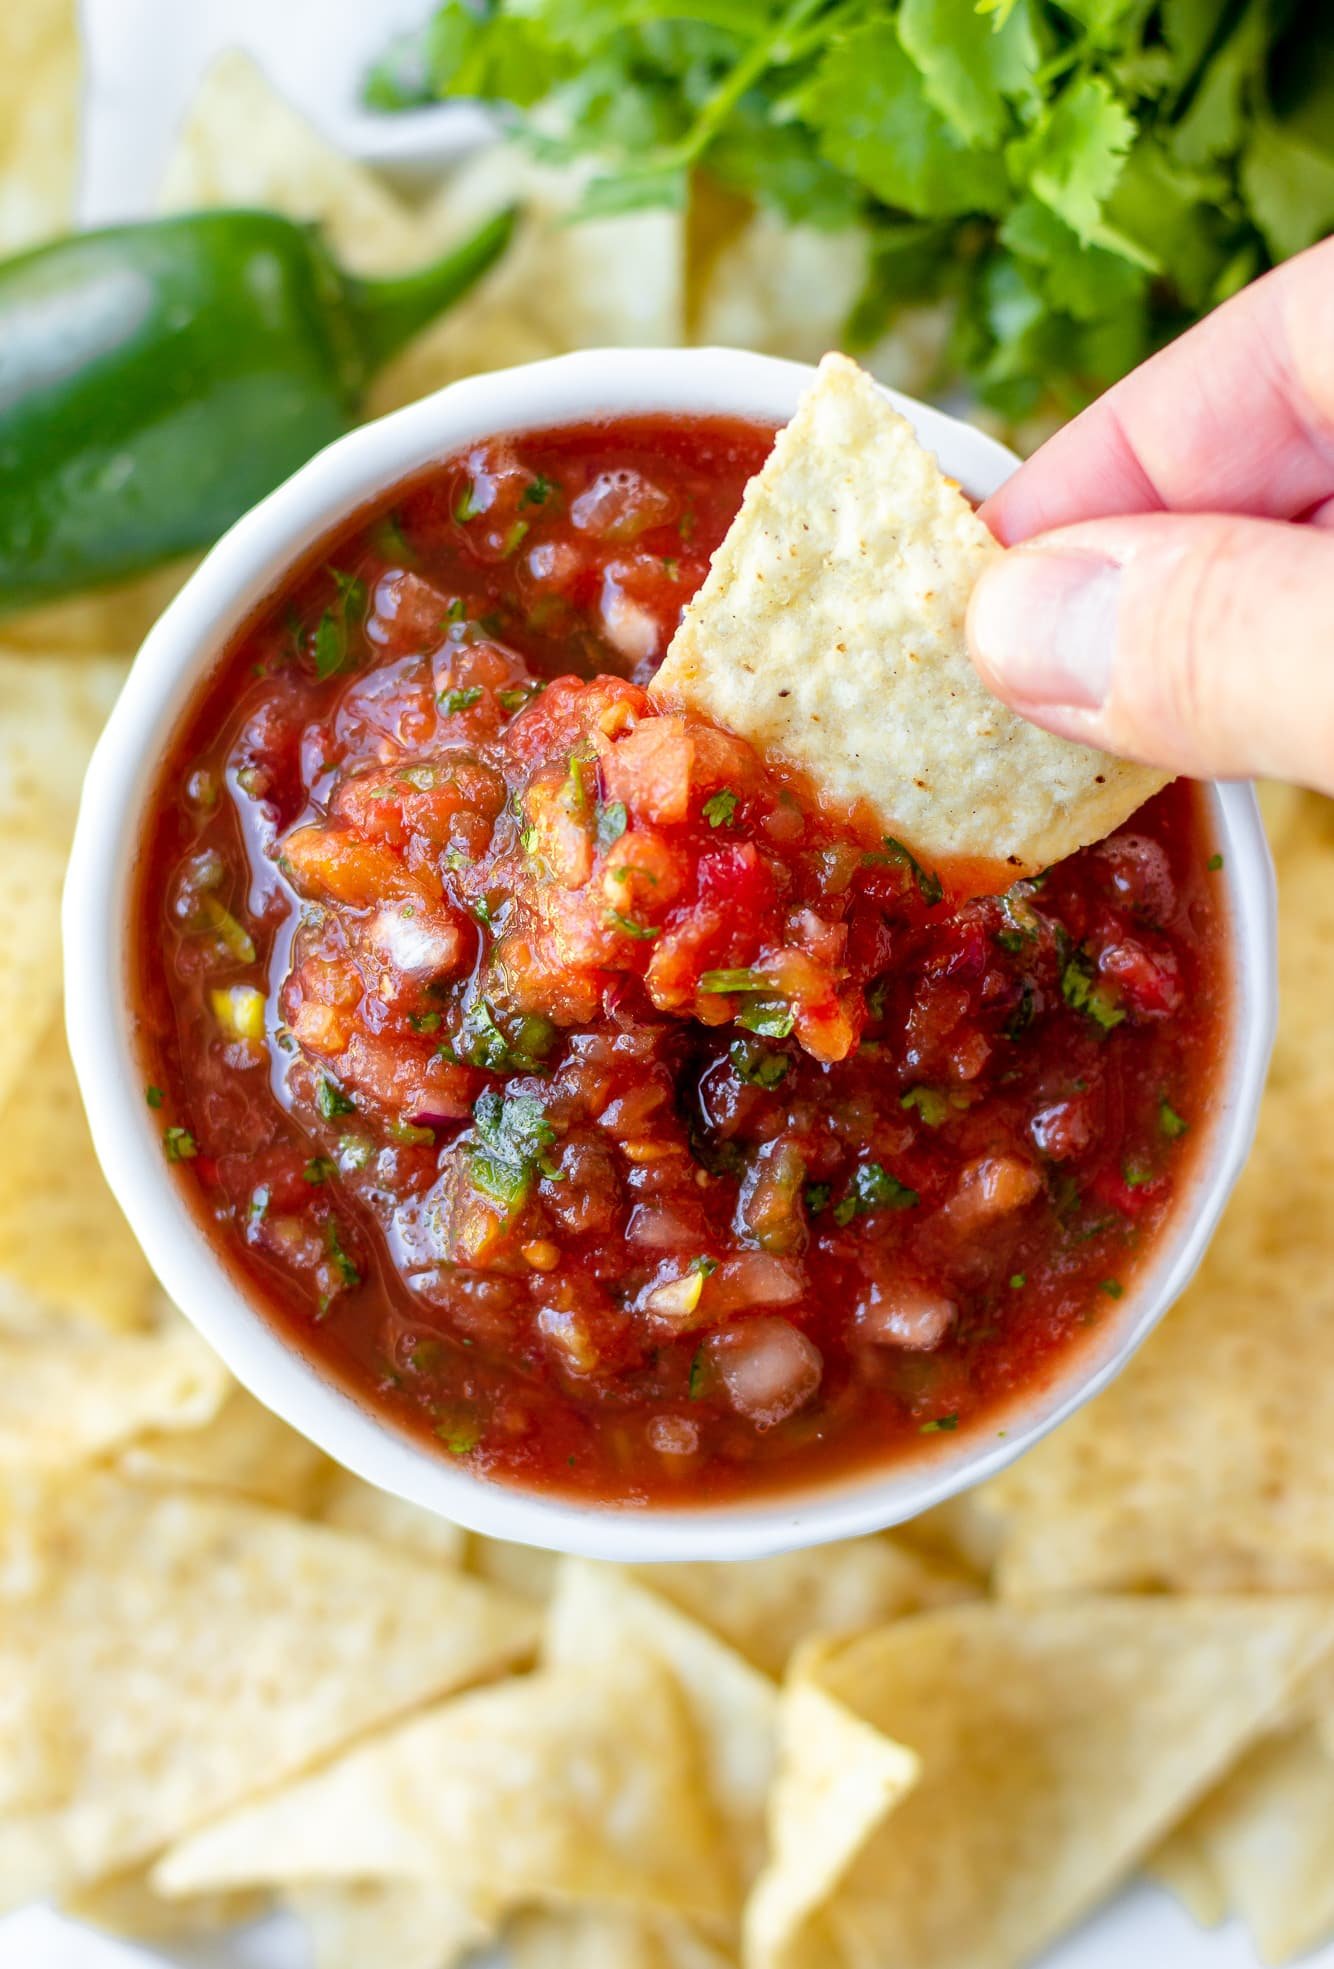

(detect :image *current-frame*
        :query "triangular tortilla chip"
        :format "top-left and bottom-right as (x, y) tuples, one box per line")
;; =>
(118, 1384), (327, 1510)
(1151, 1719), (1334, 1965)
(0, 1305), (228, 1472)
(753, 1596), (1334, 1969)
(0, 0), (78, 255)
(653, 354), (1166, 885)
(369, 147), (685, 418)
(0, 1475), (536, 1902)
(744, 1662), (919, 1969)
(0, 1011), (157, 1331)
(158, 51), (424, 273)
(287, 1883), (495, 1969)
(508, 1905), (738, 1969)
(545, 1560), (778, 1897)
(637, 1535), (974, 1679)
(0, 654), (126, 1116)
(153, 1656), (732, 1931)
(315, 1468), (468, 1566)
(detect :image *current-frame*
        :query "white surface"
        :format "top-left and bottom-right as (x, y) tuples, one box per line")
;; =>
(19, 5), (1319, 1966)
(77, 0), (490, 226)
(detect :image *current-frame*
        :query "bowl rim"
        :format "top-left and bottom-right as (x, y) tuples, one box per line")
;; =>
(62, 345), (1277, 1563)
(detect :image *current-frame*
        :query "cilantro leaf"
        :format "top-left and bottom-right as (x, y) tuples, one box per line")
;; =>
(797, 21), (1006, 220)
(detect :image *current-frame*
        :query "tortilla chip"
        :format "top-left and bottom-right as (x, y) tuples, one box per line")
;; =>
(639, 1535), (975, 1678)
(159, 51), (425, 273)
(546, 1560), (777, 1895)
(66, 1868), (268, 1943)
(0, 1012), (156, 1330)
(468, 1532), (560, 1603)
(509, 1905), (738, 1969)
(118, 1385), (328, 1510)
(653, 355), (1166, 884)
(315, 1468), (468, 1565)
(0, 0), (78, 255)
(0, 1305), (228, 1472)
(2, 559), (197, 658)
(369, 147), (686, 417)
(0, 1476), (536, 1903)
(0, 654), (127, 1115)
(755, 1596), (1334, 1969)
(287, 1882), (495, 1969)
(154, 1656), (732, 1930)
(691, 213), (950, 402)
(1151, 1720), (1334, 1964)
(744, 1664), (919, 1969)
(984, 854), (1334, 1598)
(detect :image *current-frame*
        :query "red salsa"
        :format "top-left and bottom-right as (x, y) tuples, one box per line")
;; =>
(132, 414), (1228, 1504)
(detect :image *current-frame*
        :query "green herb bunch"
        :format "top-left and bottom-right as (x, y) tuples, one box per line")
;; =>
(367, 0), (1333, 415)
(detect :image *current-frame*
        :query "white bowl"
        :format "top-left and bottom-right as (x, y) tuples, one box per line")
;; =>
(63, 347), (1276, 1563)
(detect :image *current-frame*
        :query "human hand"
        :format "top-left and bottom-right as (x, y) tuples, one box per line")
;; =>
(966, 236), (1334, 794)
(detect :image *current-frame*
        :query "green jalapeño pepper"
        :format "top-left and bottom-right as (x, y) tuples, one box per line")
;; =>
(0, 204), (516, 613)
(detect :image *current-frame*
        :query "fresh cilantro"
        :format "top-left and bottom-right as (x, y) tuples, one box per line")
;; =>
(703, 788), (738, 828)
(467, 1088), (563, 1213)
(1100, 1278), (1125, 1299)
(324, 1219), (361, 1289)
(409, 1011), (442, 1034)
(729, 1036), (790, 1089)
(1160, 1097), (1189, 1140)
(163, 1125), (196, 1162)
(1207, 852), (1224, 871)
(436, 1413), (482, 1455)
(875, 836), (944, 905)
(521, 473), (557, 507)
(365, 0), (1326, 417)
(832, 1162), (919, 1225)
(804, 1181), (832, 1216)
(1122, 1161), (1154, 1189)
(737, 998), (796, 1039)
(920, 1412), (959, 1434)
(145, 1084), (164, 1109)
(311, 568), (367, 681)
(456, 998), (555, 1073)
(303, 1156), (337, 1184)
(440, 685), (483, 714)
(900, 1085), (949, 1126)
(1009, 1272), (1026, 1289)
(596, 800), (628, 852)
(1061, 951), (1126, 1031)
(605, 908), (660, 940)
(699, 968), (770, 994)
(498, 683), (539, 714)
(316, 1077), (356, 1121)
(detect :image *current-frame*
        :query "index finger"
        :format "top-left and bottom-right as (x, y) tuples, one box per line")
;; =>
(980, 236), (1334, 546)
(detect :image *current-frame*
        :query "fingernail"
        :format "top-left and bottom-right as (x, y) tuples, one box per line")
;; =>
(969, 551), (1120, 709)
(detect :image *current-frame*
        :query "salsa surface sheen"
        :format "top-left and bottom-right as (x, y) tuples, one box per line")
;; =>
(133, 413), (1228, 1506)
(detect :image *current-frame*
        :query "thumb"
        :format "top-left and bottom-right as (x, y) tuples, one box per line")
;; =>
(966, 512), (1334, 792)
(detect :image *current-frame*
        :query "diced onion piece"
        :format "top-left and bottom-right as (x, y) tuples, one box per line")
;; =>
(209, 984), (266, 1041)
(856, 1280), (957, 1352)
(627, 1204), (699, 1250)
(709, 1318), (821, 1428)
(710, 1251), (804, 1315)
(940, 1154), (1042, 1237)
(366, 906), (462, 978)
(649, 1415), (699, 1456)
(599, 572), (661, 666)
